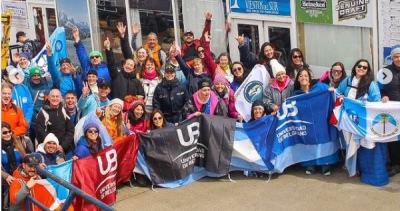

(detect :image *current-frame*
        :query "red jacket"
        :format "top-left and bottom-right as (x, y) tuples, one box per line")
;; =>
(1, 101), (28, 136)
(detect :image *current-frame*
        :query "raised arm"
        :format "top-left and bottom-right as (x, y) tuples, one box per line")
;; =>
(203, 32), (217, 79)
(236, 34), (258, 69)
(104, 37), (118, 80)
(130, 22), (141, 51)
(72, 27), (91, 76)
(199, 12), (212, 44)
(117, 22), (134, 60)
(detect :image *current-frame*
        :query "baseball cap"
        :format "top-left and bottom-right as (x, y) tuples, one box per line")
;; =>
(164, 64), (176, 72)
(183, 30), (194, 36)
(98, 78), (110, 88)
(16, 31), (26, 40)
(23, 153), (43, 166)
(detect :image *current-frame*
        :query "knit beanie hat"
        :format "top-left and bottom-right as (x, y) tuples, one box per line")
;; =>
(20, 52), (30, 60)
(270, 59), (286, 78)
(89, 50), (103, 61)
(213, 74), (229, 87)
(83, 122), (99, 133)
(130, 99), (145, 111)
(29, 66), (42, 78)
(109, 98), (124, 108)
(43, 133), (59, 146)
(251, 100), (265, 111)
(391, 47), (400, 58)
(197, 78), (211, 90)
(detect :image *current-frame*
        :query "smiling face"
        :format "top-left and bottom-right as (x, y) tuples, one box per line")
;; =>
(44, 141), (57, 154)
(98, 86), (110, 99)
(232, 64), (244, 77)
(164, 71), (175, 81)
(61, 62), (71, 74)
(193, 59), (204, 74)
(133, 105), (144, 119)
(1, 87), (12, 105)
(331, 65), (343, 81)
(64, 93), (77, 110)
(263, 45), (275, 59)
(275, 71), (286, 82)
(1, 127), (12, 141)
(110, 103), (122, 116)
(253, 107), (264, 120)
(152, 112), (164, 129)
(292, 51), (303, 66)
(48, 89), (62, 108)
(87, 74), (98, 86)
(145, 60), (155, 73)
(22, 163), (38, 178)
(19, 57), (30, 69)
(147, 34), (158, 49)
(85, 127), (99, 143)
(355, 61), (368, 79)
(137, 48), (148, 62)
(183, 33), (194, 44)
(90, 55), (101, 66)
(297, 70), (310, 87)
(197, 47), (205, 59)
(30, 74), (41, 84)
(198, 87), (211, 99)
(218, 55), (229, 68)
(214, 82), (225, 93)
(123, 59), (135, 73)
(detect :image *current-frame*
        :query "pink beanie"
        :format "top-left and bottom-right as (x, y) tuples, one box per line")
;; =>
(213, 74), (229, 87)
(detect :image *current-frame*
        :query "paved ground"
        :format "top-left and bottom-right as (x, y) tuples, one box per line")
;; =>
(113, 165), (400, 211)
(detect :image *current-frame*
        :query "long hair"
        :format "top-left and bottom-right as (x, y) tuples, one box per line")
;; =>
(137, 57), (162, 80)
(286, 48), (309, 79)
(84, 129), (102, 156)
(293, 68), (315, 91)
(104, 105), (124, 137)
(351, 59), (374, 98)
(216, 52), (232, 67)
(1, 121), (26, 157)
(149, 109), (167, 130)
(257, 42), (279, 65)
(330, 62), (347, 88)
(230, 61), (248, 78)
(134, 46), (149, 63)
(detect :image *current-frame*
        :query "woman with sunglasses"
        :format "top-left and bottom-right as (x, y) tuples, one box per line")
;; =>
(293, 69), (338, 176)
(72, 123), (102, 160)
(149, 109), (169, 130)
(319, 62), (347, 88)
(336, 59), (387, 186)
(1, 122), (26, 210)
(125, 98), (148, 133)
(230, 61), (248, 92)
(286, 48), (310, 80)
(236, 34), (285, 79)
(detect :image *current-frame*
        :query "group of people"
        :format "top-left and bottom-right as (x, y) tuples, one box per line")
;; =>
(2, 11), (400, 210)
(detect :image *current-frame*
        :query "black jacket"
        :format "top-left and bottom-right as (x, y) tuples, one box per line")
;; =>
(153, 78), (189, 123)
(35, 103), (74, 152)
(106, 48), (145, 99)
(176, 55), (210, 96)
(381, 64), (400, 101)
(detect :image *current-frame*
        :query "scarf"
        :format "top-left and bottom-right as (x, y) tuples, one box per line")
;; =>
(2, 140), (17, 174)
(199, 97), (212, 114)
(122, 71), (136, 79)
(277, 80), (286, 92)
(143, 70), (157, 80)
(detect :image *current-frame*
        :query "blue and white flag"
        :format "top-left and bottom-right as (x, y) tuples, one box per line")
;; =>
(271, 90), (340, 173)
(32, 27), (67, 75)
(235, 65), (270, 122)
(230, 116), (277, 172)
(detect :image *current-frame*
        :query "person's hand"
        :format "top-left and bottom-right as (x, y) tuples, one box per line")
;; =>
(194, 111), (202, 117)
(72, 156), (79, 161)
(46, 42), (52, 56)
(125, 120), (131, 129)
(117, 22), (126, 38)
(39, 163), (47, 169)
(26, 177), (36, 189)
(272, 105), (279, 112)
(57, 145), (64, 153)
(65, 62), (78, 76)
(328, 87), (335, 92)
(12, 52), (21, 64)
(204, 12), (212, 21)
(132, 22), (141, 36)
(72, 27), (80, 42)
(82, 81), (90, 98)
(204, 31), (211, 43)
(235, 34), (245, 46)
(170, 41), (181, 57)
(6, 175), (15, 185)
(104, 37), (111, 50)
(237, 115), (243, 123)
(338, 95), (345, 102)
(381, 96), (389, 103)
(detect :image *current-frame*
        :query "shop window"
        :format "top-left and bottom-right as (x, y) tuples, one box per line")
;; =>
(299, 23), (372, 71)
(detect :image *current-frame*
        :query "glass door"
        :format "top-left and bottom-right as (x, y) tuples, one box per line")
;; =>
(31, 6), (56, 45)
(264, 23), (291, 64)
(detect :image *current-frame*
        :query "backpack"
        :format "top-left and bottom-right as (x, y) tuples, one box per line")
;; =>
(28, 39), (44, 58)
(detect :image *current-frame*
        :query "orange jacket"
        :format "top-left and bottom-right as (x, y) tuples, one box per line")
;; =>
(97, 111), (127, 143)
(2, 102), (28, 136)
(9, 166), (73, 211)
(144, 43), (163, 69)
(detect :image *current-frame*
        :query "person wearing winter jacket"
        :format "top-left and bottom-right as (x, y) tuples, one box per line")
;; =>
(1, 83), (29, 137)
(319, 62), (347, 88)
(125, 98), (148, 133)
(153, 64), (189, 124)
(263, 59), (294, 114)
(72, 123), (102, 160)
(212, 74), (240, 120)
(46, 42), (82, 98)
(230, 61), (248, 92)
(35, 89), (75, 159)
(36, 133), (65, 166)
(104, 28), (144, 100)
(72, 27), (111, 84)
(182, 78), (228, 119)
(77, 70), (105, 118)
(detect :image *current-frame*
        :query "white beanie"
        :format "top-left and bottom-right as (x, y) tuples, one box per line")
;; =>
(44, 133), (59, 146)
(109, 98), (123, 108)
(391, 47), (400, 58)
(270, 59), (286, 78)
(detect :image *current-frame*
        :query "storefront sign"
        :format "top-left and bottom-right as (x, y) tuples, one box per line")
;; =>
(2, 1), (29, 29)
(230, 0), (291, 16)
(296, 0), (373, 27)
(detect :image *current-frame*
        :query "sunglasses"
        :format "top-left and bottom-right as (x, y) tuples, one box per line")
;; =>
(233, 67), (243, 72)
(357, 65), (368, 70)
(90, 55), (100, 59)
(292, 55), (303, 59)
(87, 129), (99, 134)
(332, 70), (342, 74)
(198, 50), (204, 54)
(153, 117), (163, 121)
(2, 130), (12, 135)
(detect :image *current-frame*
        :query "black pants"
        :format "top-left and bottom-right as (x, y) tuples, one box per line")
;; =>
(388, 141), (400, 165)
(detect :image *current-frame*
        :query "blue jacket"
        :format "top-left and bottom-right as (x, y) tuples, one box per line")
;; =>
(77, 93), (99, 118)
(74, 136), (99, 159)
(74, 40), (111, 84)
(12, 84), (33, 126)
(47, 55), (83, 98)
(336, 76), (381, 102)
(23, 77), (50, 126)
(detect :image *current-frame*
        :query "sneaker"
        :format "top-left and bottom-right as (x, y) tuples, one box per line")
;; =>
(305, 166), (316, 175)
(321, 165), (331, 176)
(388, 165), (400, 177)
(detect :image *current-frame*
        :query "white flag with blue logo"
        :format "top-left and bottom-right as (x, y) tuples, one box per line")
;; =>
(235, 65), (270, 122)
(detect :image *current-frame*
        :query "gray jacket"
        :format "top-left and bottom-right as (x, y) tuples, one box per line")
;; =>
(263, 77), (294, 112)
